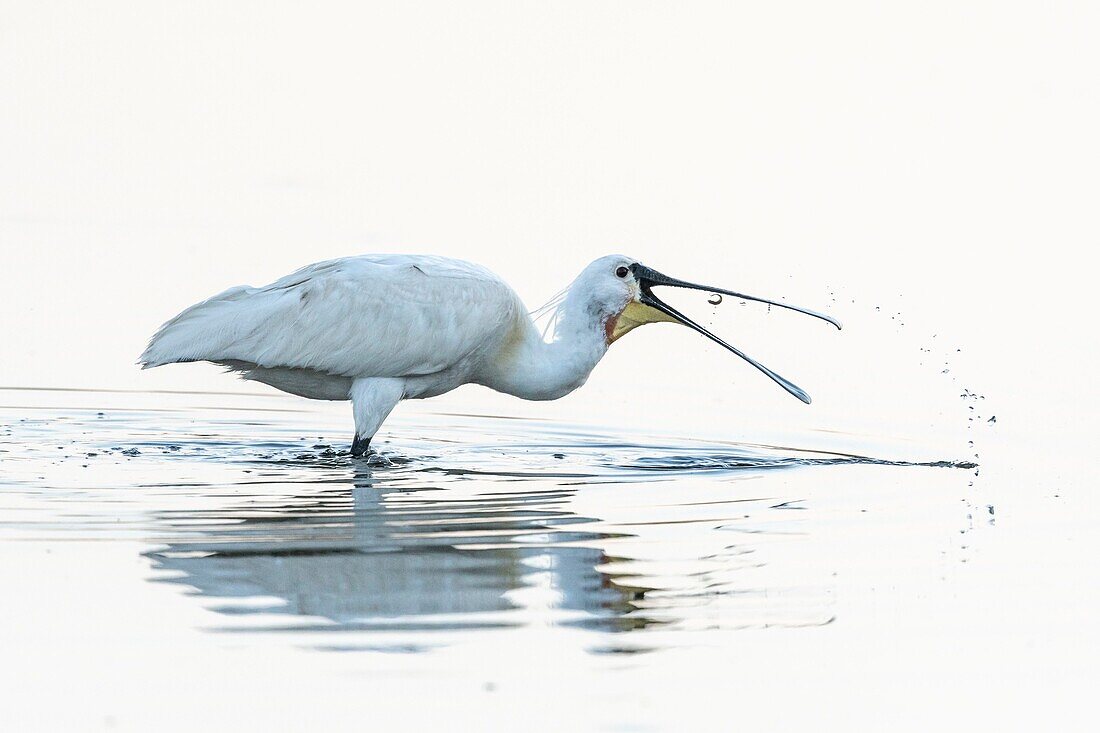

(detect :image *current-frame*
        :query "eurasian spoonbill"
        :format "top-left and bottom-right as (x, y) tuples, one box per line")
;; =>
(140, 255), (840, 455)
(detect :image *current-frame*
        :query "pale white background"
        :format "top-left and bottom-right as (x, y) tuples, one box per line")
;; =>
(2, 1), (1095, 445)
(2, 2), (1099, 731)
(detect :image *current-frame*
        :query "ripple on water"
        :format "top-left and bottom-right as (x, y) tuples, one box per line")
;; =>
(0, 396), (980, 654)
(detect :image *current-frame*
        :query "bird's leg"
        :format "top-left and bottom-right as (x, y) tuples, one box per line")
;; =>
(348, 377), (405, 458)
(350, 434), (371, 457)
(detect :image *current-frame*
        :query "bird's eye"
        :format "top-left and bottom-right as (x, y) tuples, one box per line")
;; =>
(615, 266), (629, 278)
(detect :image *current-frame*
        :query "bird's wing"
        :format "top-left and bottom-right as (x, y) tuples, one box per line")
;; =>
(140, 255), (523, 379)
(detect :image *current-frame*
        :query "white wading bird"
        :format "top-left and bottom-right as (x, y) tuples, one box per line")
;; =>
(141, 254), (840, 455)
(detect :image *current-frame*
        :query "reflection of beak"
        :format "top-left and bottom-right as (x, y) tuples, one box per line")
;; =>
(630, 263), (842, 405)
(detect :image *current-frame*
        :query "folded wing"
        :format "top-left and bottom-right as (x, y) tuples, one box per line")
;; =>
(140, 255), (521, 381)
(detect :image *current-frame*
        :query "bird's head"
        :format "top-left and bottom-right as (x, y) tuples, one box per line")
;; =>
(576, 254), (842, 404)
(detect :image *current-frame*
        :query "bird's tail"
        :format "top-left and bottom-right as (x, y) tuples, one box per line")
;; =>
(138, 285), (255, 368)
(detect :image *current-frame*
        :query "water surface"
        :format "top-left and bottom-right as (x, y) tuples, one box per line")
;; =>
(1, 389), (979, 658)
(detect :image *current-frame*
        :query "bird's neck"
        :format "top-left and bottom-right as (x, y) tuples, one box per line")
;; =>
(480, 297), (611, 401)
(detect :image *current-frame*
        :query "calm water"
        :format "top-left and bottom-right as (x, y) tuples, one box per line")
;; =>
(2, 386), (1017, 730)
(1, 392), (980, 646)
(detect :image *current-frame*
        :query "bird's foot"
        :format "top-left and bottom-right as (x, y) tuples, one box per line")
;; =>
(350, 435), (371, 457)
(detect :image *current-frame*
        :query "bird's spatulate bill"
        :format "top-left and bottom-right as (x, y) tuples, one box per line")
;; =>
(631, 264), (842, 330)
(631, 263), (840, 404)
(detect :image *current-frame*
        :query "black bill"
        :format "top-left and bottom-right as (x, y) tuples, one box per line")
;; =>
(631, 263), (841, 404)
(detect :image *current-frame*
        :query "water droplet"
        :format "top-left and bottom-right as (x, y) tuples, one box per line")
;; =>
(707, 293), (723, 306)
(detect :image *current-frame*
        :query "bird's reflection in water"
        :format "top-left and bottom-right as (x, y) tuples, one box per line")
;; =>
(4, 403), (971, 655)
(145, 461), (648, 648)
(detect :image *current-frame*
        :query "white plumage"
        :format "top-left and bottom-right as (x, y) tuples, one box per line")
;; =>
(142, 255), (515, 381)
(142, 253), (839, 455)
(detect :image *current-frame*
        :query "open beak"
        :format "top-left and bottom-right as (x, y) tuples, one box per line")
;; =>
(630, 263), (841, 405)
